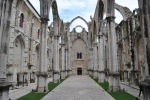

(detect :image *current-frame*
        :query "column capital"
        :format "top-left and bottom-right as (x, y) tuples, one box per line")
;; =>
(65, 49), (68, 51)
(89, 48), (93, 51)
(106, 16), (115, 23)
(41, 18), (49, 23)
(54, 35), (59, 39)
(60, 43), (65, 46)
(97, 34), (103, 38)
(94, 42), (98, 47)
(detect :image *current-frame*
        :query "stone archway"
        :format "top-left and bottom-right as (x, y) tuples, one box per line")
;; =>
(69, 16), (89, 29)
(13, 35), (25, 85)
(115, 3), (132, 21)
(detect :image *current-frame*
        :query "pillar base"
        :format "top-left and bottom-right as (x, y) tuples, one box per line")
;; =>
(65, 70), (68, 77)
(98, 71), (105, 83)
(66, 70), (71, 76)
(123, 70), (128, 82)
(0, 81), (12, 100)
(68, 70), (72, 76)
(88, 69), (93, 76)
(61, 70), (65, 79)
(36, 72), (48, 92)
(140, 76), (150, 100)
(109, 72), (120, 92)
(53, 71), (60, 83)
(93, 70), (98, 79)
(130, 70), (139, 86)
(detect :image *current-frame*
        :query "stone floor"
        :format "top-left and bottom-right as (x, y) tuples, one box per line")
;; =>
(42, 75), (115, 100)
(9, 76), (142, 100)
(9, 78), (52, 100)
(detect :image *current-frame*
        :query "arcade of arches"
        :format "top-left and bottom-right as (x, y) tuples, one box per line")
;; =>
(0, 0), (150, 100)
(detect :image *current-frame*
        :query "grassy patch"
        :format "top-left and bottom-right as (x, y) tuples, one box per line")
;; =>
(109, 91), (136, 100)
(17, 78), (67, 100)
(91, 76), (136, 100)
(17, 92), (46, 100)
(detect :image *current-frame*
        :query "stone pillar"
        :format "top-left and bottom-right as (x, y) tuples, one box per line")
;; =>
(138, 0), (150, 99)
(141, 76), (150, 100)
(93, 43), (98, 78)
(60, 43), (65, 79)
(89, 48), (93, 76)
(36, 0), (51, 92)
(67, 30), (72, 76)
(53, 36), (60, 83)
(0, 0), (13, 99)
(106, 0), (120, 92)
(65, 49), (69, 77)
(36, 18), (48, 92)
(98, 34), (105, 83)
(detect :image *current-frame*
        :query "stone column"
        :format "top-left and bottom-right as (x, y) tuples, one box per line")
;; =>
(98, 34), (105, 83)
(89, 48), (93, 76)
(60, 43), (65, 79)
(36, 0), (51, 92)
(93, 43), (98, 78)
(106, 0), (120, 92)
(36, 18), (48, 92)
(65, 49), (68, 76)
(0, 0), (13, 100)
(67, 30), (72, 75)
(53, 35), (60, 83)
(138, 0), (150, 100)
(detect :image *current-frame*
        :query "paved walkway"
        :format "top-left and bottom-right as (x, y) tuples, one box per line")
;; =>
(9, 83), (37, 100)
(42, 75), (115, 100)
(120, 82), (143, 100)
(9, 78), (52, 100)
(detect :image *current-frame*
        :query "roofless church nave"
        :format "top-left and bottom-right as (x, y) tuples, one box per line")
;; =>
(0, 0), (150, 100)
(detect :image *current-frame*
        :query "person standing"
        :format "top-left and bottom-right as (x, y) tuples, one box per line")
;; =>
(139, 84), (143, 97)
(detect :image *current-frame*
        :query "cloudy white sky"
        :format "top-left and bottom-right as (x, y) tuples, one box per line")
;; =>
(29, 0), (138, 31)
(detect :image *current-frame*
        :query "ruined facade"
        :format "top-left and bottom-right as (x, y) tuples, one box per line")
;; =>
(0, 0), (150, 100)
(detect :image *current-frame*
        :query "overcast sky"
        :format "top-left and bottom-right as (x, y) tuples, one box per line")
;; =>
(29, 0), (138, 31)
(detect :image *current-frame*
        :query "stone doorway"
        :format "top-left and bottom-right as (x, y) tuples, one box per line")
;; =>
(77, 68), (82, 75)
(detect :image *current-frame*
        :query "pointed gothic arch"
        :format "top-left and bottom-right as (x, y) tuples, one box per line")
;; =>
(98, 0), (104, 20)
(51, 0), (59, 21)
(13, 34), (26, 83)
(114, 3), (132, 21)
(13, 34), (25, 48)
(69, 16), (89, 29)
(93, 20), (97, 36)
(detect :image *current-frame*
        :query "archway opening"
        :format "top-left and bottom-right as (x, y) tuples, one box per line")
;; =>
(115, 9), (123, 24)
(70, 18), (88, 32)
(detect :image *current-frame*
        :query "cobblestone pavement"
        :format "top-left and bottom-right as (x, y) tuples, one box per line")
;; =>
(120, 82), (143, 100)
(9, 78), (52, 100)
(42, 75), (115, 100)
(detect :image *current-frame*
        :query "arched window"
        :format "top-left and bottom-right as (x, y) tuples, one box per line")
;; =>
(38, 29), (40, 39)
(77, 52), (82, 59)
(77, 52), (80, 59)
(80, 52), (82, 59)
(19, 13), (24, 28)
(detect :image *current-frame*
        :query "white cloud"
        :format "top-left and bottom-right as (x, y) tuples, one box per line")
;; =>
(29, 0), (138, 28)
(70, 18), (88, 31)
